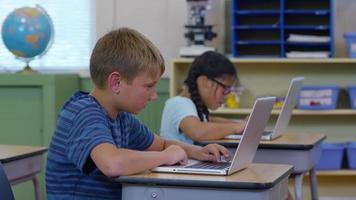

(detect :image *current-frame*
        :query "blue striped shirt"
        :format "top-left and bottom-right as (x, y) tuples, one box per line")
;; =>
(46, 91), (154, 200)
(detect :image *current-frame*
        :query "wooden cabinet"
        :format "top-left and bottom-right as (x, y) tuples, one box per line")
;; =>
(0, 74), (79, 146)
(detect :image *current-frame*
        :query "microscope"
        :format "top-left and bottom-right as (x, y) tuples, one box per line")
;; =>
(179, 0), (217, 57)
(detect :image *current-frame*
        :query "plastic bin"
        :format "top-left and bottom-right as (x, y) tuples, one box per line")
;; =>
(344, 32), (356, 58)
(348, 85), (356, 109)
(346, 142), (356, 169)
(316, 142), (344, 170)
(298, 85), (340, 110)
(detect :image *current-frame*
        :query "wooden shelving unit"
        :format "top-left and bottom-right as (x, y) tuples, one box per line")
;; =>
(212, 108), (356, 116)
(171, 58), (356, 141)
(316, 170), (356, 176)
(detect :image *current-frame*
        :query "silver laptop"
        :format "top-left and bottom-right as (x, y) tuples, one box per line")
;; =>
(151, 96), (276, 176)
(225, 77), (304, 141)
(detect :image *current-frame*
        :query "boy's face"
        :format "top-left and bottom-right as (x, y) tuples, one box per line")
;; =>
(119, 71), (160, 114)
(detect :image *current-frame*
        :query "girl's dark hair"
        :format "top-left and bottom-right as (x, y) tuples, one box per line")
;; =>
(184, 51), (237, 121)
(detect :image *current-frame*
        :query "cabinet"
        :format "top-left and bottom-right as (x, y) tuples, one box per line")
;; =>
(231, 0), (334, 57)
(171, 58), (356, 198)
(0, 73), (79, 200)
(0, 74), (79, 146)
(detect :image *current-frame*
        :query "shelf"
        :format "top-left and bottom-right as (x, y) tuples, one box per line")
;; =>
(285, 42), (330, 46)
(285, 9), (329, 15)
(211, 108), (356, 116)
(235, 25), (280, 30)
(316, 170), (356, 176)
(236, 10), (280, 15)
(171, 58), (356, 145)
(232, 55), (281, 58)
(237, 40), (281, 45)
(284, 25), (329, 30)
(172, 58), (356, 64)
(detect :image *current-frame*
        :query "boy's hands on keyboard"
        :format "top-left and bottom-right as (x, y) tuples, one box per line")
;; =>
(194, 143), (230, 163)
(162, 145), (188, 166)
(219, 155), (230, 163)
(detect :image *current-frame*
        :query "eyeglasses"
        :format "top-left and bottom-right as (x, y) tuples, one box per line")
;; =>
(210, 78), (234, 95)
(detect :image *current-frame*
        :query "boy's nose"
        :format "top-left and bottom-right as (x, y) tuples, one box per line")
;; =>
(150, 91), (158, 101)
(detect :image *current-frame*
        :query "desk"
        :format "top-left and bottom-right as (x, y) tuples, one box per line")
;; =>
(117, 163), (293, 200)
(197, 133), (326, 200)
(0, 145), (47, 200)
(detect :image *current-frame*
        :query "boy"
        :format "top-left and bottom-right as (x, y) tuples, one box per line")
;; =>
(45, 27), (230, 200)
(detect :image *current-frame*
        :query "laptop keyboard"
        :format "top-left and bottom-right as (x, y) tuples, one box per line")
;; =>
(185, 162), (231, 170)
(263, 130), (272, 135)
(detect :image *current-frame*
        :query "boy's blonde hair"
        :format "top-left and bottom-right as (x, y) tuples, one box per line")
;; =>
(90, 27), (165, 89)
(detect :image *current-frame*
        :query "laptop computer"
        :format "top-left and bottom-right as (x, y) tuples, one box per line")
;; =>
(225, 77), (304, 141)
(151, 96), (276, 176)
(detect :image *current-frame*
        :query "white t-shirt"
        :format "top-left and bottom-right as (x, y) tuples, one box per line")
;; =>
(160, 96), (203, 144)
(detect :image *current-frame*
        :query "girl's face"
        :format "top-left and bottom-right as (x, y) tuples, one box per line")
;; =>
(200, 75), (236, 110)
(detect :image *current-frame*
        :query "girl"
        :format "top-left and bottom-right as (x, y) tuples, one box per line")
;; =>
(160, 51), (246, 144)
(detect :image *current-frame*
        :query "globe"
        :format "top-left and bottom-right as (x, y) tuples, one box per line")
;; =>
(1, 5), (54, 72)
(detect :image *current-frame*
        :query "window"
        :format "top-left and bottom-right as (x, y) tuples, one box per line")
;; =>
(0, 0), (95, 72)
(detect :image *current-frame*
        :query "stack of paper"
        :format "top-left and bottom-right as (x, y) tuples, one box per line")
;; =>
(286, 51), (330, 58)
(287, 34), (330, 43)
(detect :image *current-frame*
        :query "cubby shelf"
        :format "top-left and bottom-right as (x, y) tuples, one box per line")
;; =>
(231, 0), (334, 57)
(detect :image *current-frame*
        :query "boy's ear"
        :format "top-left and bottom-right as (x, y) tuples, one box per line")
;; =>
(107, 72), (121, 94)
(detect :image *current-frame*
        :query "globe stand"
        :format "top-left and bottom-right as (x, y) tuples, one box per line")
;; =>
(16, 62), (38, 74)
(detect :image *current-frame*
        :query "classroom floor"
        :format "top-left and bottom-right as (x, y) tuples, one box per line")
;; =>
(288, 175), (356, 200)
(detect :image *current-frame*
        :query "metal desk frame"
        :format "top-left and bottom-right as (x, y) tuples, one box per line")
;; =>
(0, 145), (47, 200)
(117, 163), (293, 200)
(197, 133), (326, 200)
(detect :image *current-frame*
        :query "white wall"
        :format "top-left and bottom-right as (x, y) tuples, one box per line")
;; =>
(96, 0), (356, 77)
(334, 0), (356, 57)
(95, 0), (226, 77)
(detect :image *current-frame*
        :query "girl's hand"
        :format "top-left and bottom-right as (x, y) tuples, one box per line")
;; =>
(232, 118), (247, 133)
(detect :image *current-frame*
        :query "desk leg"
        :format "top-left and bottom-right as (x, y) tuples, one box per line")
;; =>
(32, 175), (42, 200)
(294, 173), (304, 200)
(309, 167), (319, 200)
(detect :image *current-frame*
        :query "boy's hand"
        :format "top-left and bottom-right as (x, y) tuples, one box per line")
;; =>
(162, 145), (188, 166)
(194, 144), (230, 162)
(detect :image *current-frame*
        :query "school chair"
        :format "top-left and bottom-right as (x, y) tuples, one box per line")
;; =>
(0, 162), (14, 200)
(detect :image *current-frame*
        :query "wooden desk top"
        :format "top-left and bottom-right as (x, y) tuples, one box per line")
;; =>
(0, 144), (47, 163)
(117, 163), (293, 190)
(197, 133), (326, 150)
